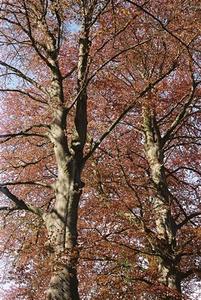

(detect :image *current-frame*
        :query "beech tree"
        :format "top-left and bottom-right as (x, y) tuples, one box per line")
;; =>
(76, 2), (201, 299)
(75, 2), (201, 298)
(0, 1), (200, 300)
(0, 1), (115, 299)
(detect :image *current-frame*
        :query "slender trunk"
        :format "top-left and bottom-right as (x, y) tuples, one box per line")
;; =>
(143, 106), (181, 298)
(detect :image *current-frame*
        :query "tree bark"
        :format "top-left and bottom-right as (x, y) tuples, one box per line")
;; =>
(143, 106), (182, 298)
(42, 3), (92, 299)
(43, 97), (81, 300)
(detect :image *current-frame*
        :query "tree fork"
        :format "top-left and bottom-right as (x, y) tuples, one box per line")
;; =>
(44, 2), (93, 299)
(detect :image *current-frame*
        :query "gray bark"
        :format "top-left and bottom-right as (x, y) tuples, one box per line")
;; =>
(143, 106), (181, 298)
(42, 3), (92, 299)
(44, 99), (81, 299)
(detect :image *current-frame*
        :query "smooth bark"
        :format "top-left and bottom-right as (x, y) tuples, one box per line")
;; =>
(143, 106), (181, 298)
(43, 3), (92, 299)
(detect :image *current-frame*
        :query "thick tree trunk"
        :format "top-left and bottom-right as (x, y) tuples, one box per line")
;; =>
(42, 4), (92, 299)
(44, 199), (80, 300)
(143, 106), (181, 298)
(46, 257), (79, 300)
(43, 111), (82, 299)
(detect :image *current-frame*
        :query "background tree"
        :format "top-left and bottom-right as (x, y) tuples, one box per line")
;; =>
(77, 1), (201, 299)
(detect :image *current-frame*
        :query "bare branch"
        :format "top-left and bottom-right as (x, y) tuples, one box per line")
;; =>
(162, 80), (201, 145)
(0, 186), (43, 216)
(89, 39), (151, 82)
(168, 166), (201, 178)
(62, 66), (77, 80)
(0, 61), (47, 93)
(0, 88), (47, 104)
(0, 181), (53, 189)
(180, 267), (201, 280)
(0, 206), (12, 211)
(126, 0), (194, 50)
(0, 124), (49, 143)
(177, 212), (201, 229)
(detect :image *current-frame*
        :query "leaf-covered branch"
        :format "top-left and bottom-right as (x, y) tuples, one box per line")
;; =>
(85, 61), (178, 160)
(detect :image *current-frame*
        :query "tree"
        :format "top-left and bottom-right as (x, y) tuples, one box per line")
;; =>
(0, 1), (112, 299)
(0, 1), (200, 299)
(76, 1), (201, 298)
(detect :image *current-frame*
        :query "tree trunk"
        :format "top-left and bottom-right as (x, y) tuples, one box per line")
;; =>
(143, 106), (181, 299)
(42, 3), (92, 298)
(44, 189), (80, 300)
(43, 106), (82, 299)
(46, 256), (79, 300)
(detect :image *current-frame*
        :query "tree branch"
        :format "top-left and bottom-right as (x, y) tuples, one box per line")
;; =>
(0, 186), (43, 216)
(177, 212), (201, 229)
(84, 61), (177, 160)
(88, 39), (151, 82)
(162, 80), (200, 145)
(126, 0), (195, 50)
(0, 88), (47, 104)
(62, 66), (77, 80)
(0, 124), (49, 143)
(0, 61), (47, 92)
(0, 181), (53, 189)
(180, 267), (201, 280)
(168, 166), (201, 178)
